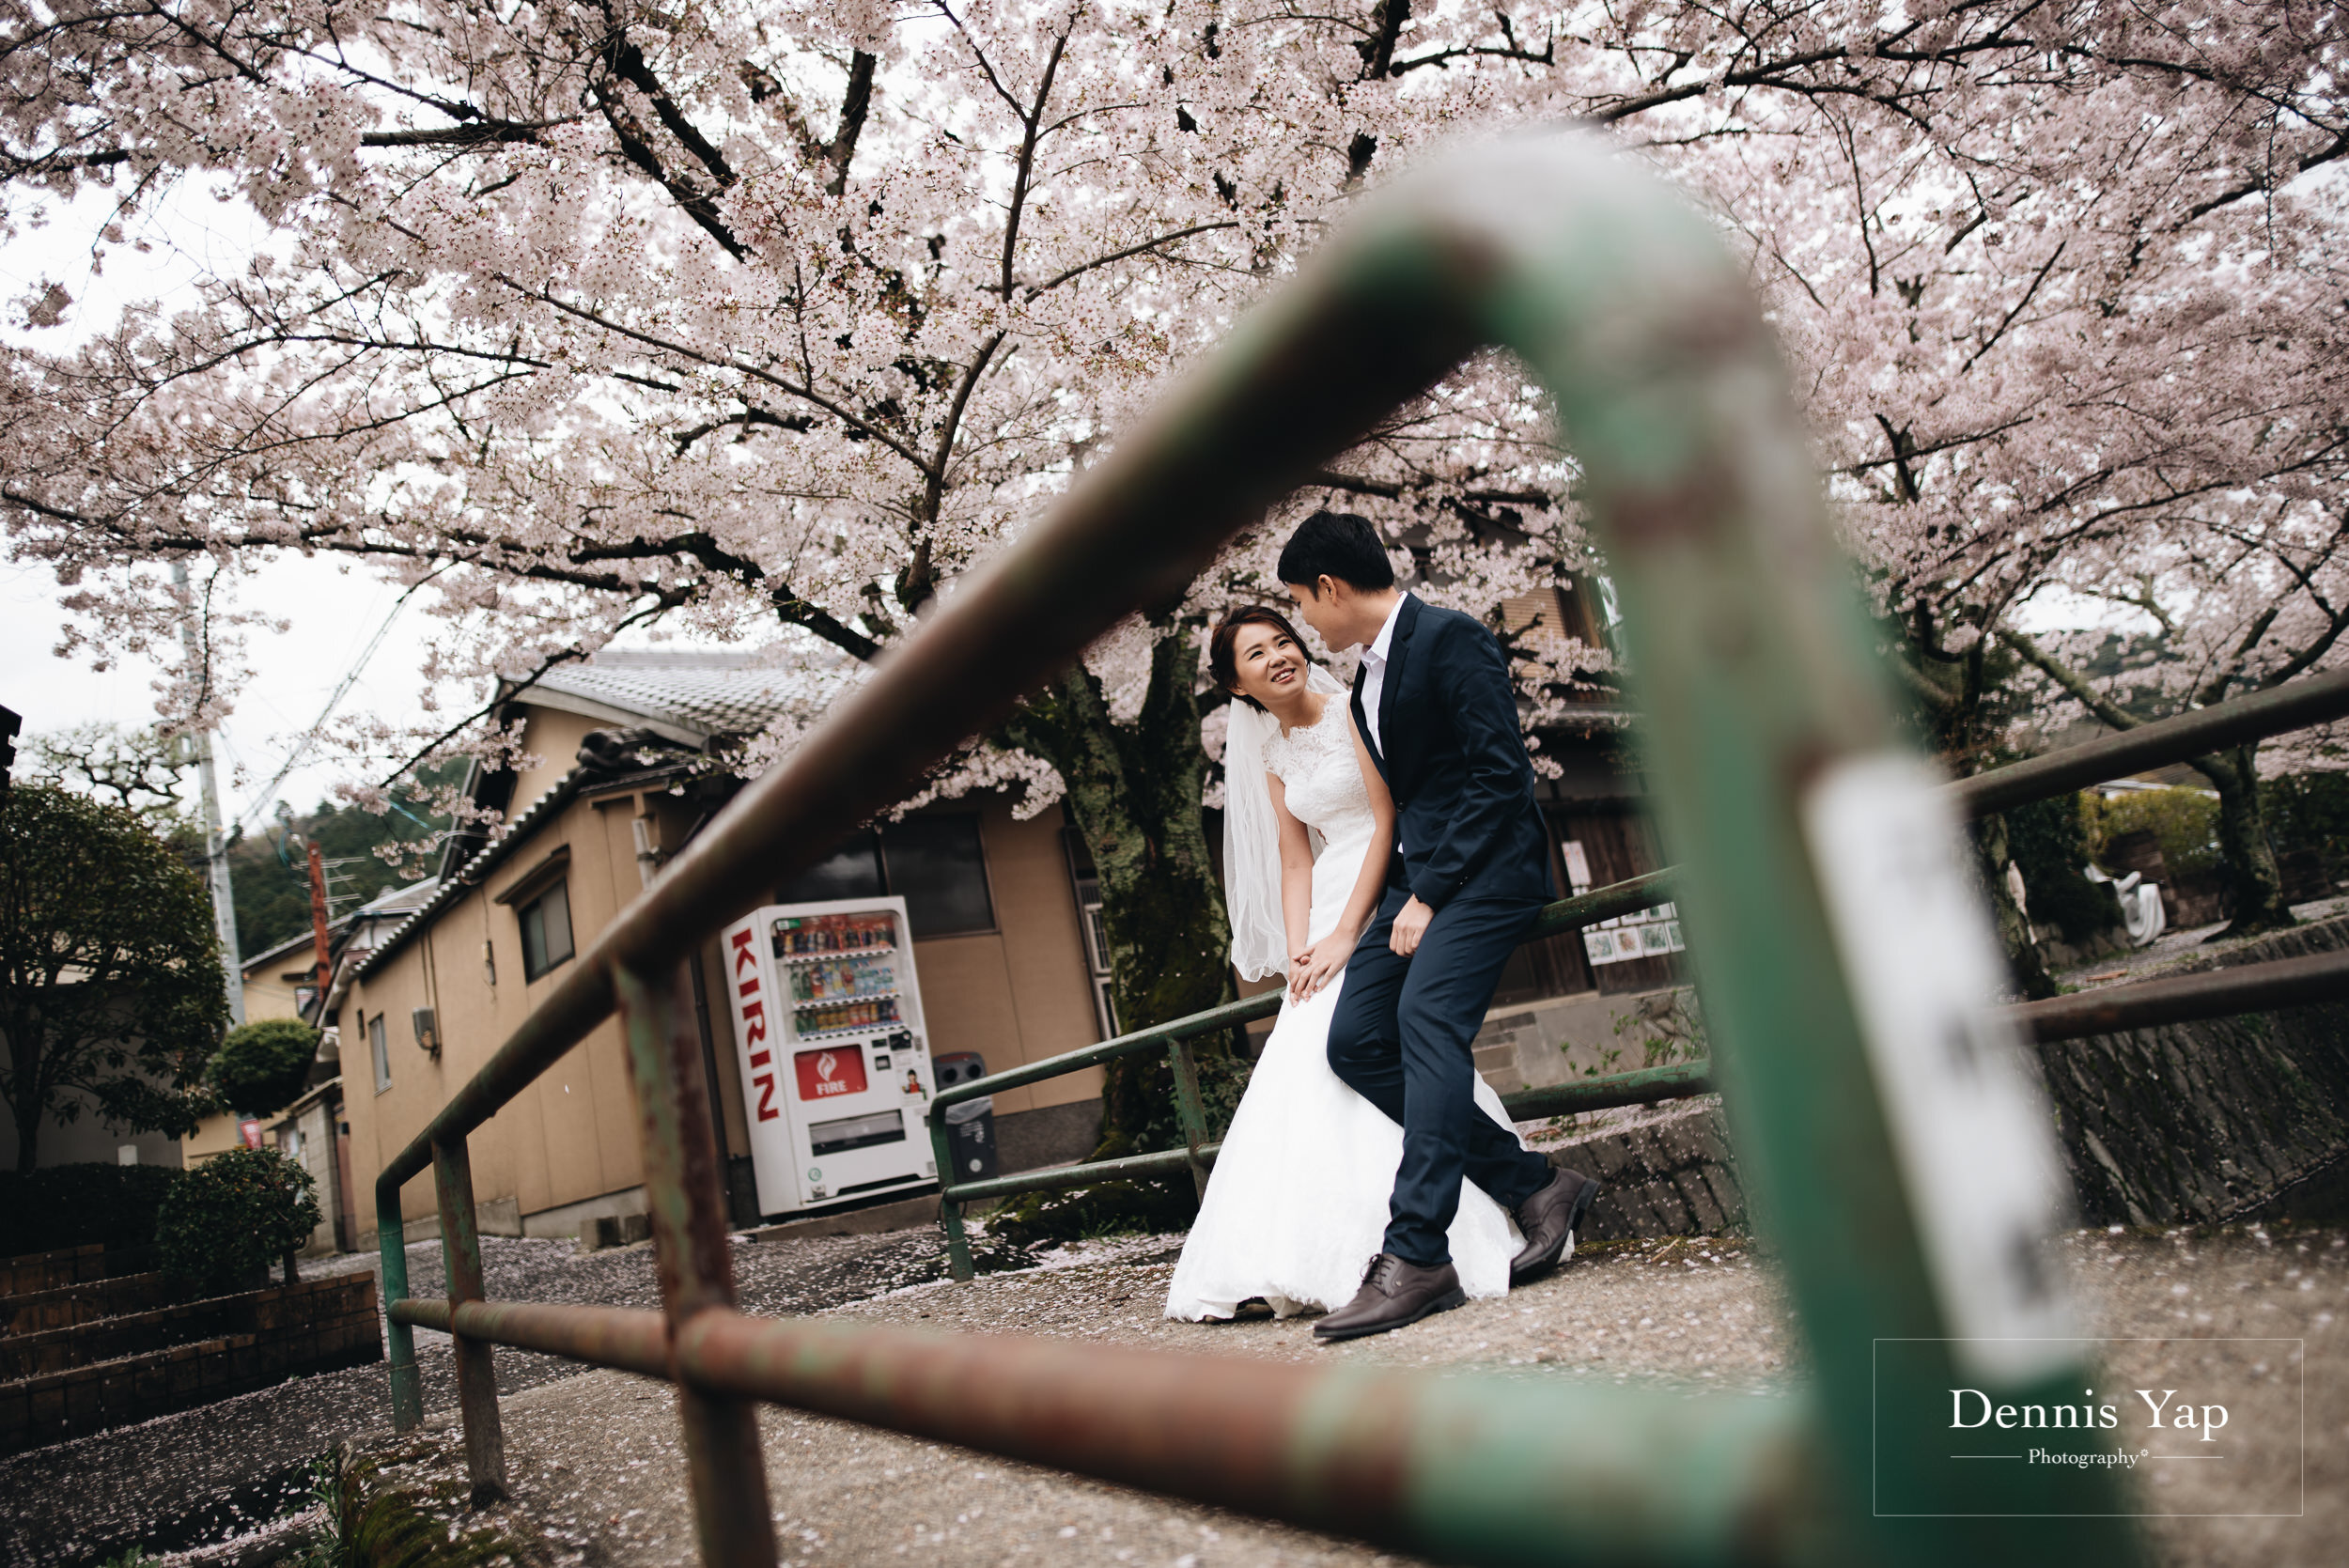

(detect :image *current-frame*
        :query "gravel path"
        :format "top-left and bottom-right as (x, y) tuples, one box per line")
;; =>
(8, 1220), (2339, 1566)
(0, 1226), (1026, 1565)
(448, 1226), (2341, 1568)
(409, 1232), (1785, 1568)
(2046, 894), (2349, 992)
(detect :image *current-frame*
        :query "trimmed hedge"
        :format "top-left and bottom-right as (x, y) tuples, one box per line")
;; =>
(207, 1018), (323, 1118)
(156, 1146), (321, 1295)
(0, 1162), (184, 1259)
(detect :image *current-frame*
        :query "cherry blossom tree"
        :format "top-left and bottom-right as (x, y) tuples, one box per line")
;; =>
(0, 0), (1588, 1155)
(5, 1), (2345, 1103)
(2000, 494), (2349, 936)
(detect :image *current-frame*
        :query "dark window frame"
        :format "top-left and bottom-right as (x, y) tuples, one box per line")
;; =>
(879, 814), (997, 939)
(369, 1013), (391, 1094)
(775, 813), (999, 939)
(519, 877), (576, 982)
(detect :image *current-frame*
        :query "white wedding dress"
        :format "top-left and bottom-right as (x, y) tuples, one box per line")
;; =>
(1164, 692), (1525, 1321)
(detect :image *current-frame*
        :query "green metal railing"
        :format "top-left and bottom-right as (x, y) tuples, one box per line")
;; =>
(367, 133), (2349, 1568)
(928, 667), (2349, 1271)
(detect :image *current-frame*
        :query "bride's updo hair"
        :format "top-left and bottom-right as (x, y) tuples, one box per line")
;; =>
(1210, 605), (1312, 712)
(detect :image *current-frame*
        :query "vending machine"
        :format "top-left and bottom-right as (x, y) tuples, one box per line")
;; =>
(721, 895), (938, 1217)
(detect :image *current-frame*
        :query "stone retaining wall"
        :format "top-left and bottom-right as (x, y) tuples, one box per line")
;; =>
(1534, 1098), (1747, 1242)
(0, 1273), (380, 1454)
(1525, 917), (2349, 1241)
(2035, 917), (2349, 1226)
(1472, 986), (1696, 1096)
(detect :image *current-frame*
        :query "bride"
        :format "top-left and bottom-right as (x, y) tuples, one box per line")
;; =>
(1164, 606), (1526, 1322)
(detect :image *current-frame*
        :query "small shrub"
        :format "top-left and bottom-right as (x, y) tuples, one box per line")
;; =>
(157, 1145), (321, 1295)
(2263, 771), (2349, 872)
(1608, 987), (1706, 1069)
(0, 1162), (184, 1258)
(209, 1019), (323, 1117)
(303, 1443), (530, 1568)
(2088, 788), (2221, 877)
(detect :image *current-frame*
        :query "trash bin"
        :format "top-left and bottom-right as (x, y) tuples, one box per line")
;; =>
(935, 1051), (998, 1183)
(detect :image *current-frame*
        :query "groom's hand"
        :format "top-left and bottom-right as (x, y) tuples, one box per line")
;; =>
(1390, 895), (1433, 957)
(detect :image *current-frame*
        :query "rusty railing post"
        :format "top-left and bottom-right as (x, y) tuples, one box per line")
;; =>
(928, 1103), (975, 1283)
(614, 959), (779, 1568)
(376, 1181), (423, 1432)
(431, 1135), (506, 1502)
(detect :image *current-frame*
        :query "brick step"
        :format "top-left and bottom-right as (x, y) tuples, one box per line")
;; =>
(0, 1281), (381, 1454)
(0, 1245), (161, 1299)
(0, 1272), (177, 1338)
(0, 1274), (375, 1383)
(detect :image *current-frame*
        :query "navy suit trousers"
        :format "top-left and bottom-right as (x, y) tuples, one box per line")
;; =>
(1326, 881), (1555, 1267)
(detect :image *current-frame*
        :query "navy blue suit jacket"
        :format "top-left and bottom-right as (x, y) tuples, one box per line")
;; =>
(1350, 595), (1556, 911)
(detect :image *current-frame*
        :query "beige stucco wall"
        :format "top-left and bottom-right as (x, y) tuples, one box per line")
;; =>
(911, 798), (1104, 1116)
(180, 1114), (245, 1165)
(273, 1091), (345, 1254)
(506, 707), (600, 815)
(345, 717), (1105, 1239)
(242, 950), (314, 1024)
(346, 786), (648, 1236)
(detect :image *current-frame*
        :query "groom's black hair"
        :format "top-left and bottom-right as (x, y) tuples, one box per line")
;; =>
(1278, 510), (1395, 594)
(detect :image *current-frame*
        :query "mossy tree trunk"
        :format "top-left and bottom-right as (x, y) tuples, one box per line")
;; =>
(2001, 630), (2298, 942)
(1001, 624), (1244, 1159)
(2191, 743), (2295, 939)
(1968, 812), (2058, 1001)
(1898, 616), (2055, 995)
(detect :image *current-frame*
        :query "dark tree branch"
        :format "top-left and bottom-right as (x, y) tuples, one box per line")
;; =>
(585, 9), (747, 258)
(998, 22), (1074, 298)
(360, 118), (571, 149)
(827, 50), (878, 195)
(597, 10), (737, 190)
(1024, 221), (1242, 297)
(504, 278), (935, 474)
(1359, 0), (1410, 80)
(1960, 240), (2066, 373)
(1999, 629), (2143, 733)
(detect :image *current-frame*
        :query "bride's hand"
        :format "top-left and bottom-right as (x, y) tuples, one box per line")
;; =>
(1288, 931), (1352, 1001)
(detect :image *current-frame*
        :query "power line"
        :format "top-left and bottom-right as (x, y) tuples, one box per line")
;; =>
(233, 589), (412, 831)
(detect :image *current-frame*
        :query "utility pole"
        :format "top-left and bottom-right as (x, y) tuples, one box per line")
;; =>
(307, 840), (334, 1023)
(171, 559), (246, 1026)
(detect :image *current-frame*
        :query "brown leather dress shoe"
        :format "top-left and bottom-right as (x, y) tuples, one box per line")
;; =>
(1509, 1165), (1600, 1285)
(1313, 1253), (1466, 1342)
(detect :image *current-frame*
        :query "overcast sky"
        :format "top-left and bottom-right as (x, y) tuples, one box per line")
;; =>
(0, 180), (453, 830)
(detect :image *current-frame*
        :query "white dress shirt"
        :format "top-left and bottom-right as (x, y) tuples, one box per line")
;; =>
(1357, 593), (1410, 755)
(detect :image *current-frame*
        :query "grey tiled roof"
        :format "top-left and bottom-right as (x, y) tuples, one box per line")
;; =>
(355, 645), (846, 984)
(529, 647), (846, 739)
(357, 876), (441, 914)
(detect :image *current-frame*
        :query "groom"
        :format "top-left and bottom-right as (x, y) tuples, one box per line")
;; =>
(1280, 511), (1601, 1341)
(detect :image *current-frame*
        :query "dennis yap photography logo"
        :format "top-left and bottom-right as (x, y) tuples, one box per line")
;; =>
(1873, 1338), (2305, 1518)
(1947, 1385), (2229, 1469)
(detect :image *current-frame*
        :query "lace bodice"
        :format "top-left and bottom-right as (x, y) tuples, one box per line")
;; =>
(1263, 697), (1374, 846)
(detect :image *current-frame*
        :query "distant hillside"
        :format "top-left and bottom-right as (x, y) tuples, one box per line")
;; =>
(227, 765), (459, 958)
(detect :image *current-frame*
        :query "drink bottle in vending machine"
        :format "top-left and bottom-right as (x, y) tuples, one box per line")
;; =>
(720, 895), (937, 1215)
